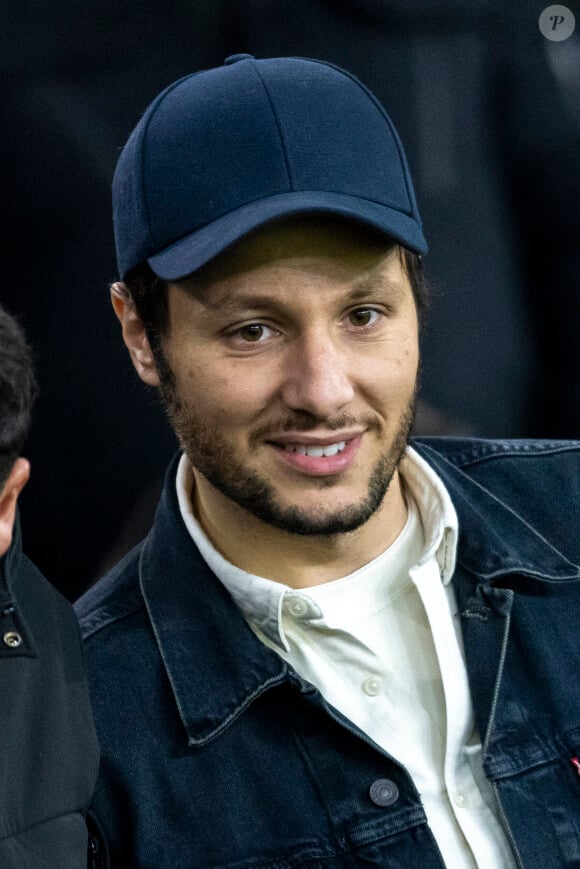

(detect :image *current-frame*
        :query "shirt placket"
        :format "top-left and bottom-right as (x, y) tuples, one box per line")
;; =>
(412, 560), (517, 869)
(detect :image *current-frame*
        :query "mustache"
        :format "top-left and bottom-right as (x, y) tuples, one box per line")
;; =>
(252, 411), (378, 441)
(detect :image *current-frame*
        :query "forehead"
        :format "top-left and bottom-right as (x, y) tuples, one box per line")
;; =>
(173, 215), (404, 300)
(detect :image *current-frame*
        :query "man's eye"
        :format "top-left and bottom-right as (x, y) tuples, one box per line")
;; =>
(348, 308), (380, 327)
(233, 324), (275, 342)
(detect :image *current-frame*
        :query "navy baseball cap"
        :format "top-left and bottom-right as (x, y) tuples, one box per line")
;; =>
(113, 54), (428, 281)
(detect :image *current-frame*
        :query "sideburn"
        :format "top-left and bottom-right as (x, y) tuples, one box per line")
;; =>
(148, 330), (179, 416)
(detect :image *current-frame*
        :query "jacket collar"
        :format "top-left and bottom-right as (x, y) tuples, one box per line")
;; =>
(139, 454), (289, 747)
(0, 509), (22, 603)
(140, 446), (579, 746)
(413, 439), (579, 582)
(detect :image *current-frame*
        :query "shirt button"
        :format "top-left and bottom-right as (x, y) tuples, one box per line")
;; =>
(369, 779), (399, 807)
(453, 788), (467, 807)
(362, 676), (382, 696)
(287, 598), (308, 618)
(3, 631), (22, 648)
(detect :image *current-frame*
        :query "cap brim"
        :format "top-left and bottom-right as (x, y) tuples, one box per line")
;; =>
(147, 191), (427, 280)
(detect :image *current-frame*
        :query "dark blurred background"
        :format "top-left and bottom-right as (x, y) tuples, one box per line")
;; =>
(1, 0), (578, 600)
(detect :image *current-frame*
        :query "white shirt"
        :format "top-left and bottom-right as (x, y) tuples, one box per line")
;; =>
(176, 447), (516, 868)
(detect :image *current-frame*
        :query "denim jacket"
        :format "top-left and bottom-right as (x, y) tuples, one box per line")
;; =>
(76, 438), (580, 868)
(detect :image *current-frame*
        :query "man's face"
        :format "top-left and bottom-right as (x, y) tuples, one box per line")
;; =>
(158, 217), (419, 537)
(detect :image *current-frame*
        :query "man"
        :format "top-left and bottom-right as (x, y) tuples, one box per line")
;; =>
(76, 55), (580, 867)
(0, 305), (99, 867)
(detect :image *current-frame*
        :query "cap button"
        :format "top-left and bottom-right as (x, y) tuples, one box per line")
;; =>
(224, 54), (255, 65)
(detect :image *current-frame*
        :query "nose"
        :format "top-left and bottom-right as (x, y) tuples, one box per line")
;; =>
(280, 328), (355, 418)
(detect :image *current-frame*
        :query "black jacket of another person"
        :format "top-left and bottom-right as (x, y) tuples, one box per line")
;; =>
(0, 513), (99, 868)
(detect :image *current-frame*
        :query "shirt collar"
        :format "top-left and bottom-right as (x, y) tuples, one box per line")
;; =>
(399, 446), (458, 584)
(176, 446), (458, 651)
(176, 457), (294, 650)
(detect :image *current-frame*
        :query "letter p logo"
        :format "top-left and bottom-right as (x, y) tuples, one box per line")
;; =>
(539, 5), (576, 40)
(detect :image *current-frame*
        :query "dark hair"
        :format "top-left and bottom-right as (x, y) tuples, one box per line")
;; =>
(123, 241), (429, 354)
(0, 307), (38, 490)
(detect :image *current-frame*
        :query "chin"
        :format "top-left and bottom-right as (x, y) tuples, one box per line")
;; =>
(256, 494), (385, 537)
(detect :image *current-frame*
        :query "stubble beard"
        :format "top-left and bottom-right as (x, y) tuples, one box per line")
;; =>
(158, 365), (416, 538)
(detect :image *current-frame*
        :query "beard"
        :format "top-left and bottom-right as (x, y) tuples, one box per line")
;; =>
(158, 362), (416, 537)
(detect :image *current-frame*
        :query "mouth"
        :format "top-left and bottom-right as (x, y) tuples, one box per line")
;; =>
(266, 434), (362, 476)
(280, 440), (347, 457)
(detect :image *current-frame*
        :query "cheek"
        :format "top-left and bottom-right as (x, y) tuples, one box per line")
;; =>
(183, 363), (213, 392)
(179, 360), (275, 424)
(397, 342), (420, 380)
(392, 329), (419, 382)
(361, 334), (419, 398)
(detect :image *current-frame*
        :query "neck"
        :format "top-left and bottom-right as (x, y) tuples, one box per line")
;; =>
(191, 468), (408, 588)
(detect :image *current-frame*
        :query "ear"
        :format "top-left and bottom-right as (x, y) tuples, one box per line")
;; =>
(110, 283), (161, 387)
(0, 458), (30, 558)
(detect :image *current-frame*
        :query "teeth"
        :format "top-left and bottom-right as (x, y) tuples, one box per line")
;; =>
(283, 441), (346, 457)
(321, 442), (344, 456)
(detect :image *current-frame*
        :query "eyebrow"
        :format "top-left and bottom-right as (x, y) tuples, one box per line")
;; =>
(350, 271), (406, 301)
(195, 272), (406, 316)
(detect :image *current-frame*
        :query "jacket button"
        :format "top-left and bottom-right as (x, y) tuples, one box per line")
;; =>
(369, 778), (399, 807)
(3, 631), (22, 648)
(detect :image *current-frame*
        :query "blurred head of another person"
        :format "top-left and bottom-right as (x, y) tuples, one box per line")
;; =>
(0, 306), (37, 557)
